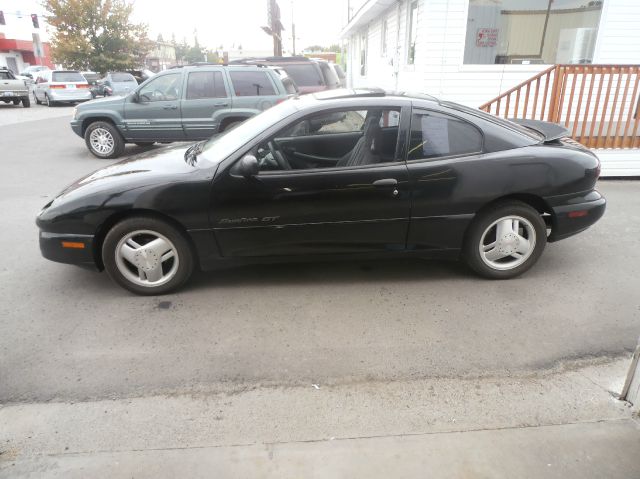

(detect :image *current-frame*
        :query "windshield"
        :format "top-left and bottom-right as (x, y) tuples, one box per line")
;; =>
(201, 100), (299, 162)
(281, 64), (323, 87)
(111, 73), (136, 82)
(52, 71), (85, 82)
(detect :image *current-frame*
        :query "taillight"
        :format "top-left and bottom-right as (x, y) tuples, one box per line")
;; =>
(77, 83), (89, 89)
(50, 85), (66, 89)
(568, 210), (588, 218)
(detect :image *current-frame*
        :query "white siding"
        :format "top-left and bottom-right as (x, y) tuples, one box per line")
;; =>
(347, 0), (640, 108)
(593, 0), (640, 63)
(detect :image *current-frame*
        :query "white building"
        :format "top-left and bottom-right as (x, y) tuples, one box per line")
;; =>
(341, 0), (640, 175)
(0, 1), (52, 72)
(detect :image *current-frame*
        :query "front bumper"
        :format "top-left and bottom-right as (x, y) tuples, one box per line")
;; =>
(70, 119), (83, 137)
(548, 190), (606, 242)
(39, 231), (99, 270)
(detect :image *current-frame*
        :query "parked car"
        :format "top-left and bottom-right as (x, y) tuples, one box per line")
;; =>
(309, 58), (342, 90)
(330, 63), (347, 88)
(0, 67), (30, 107)
(71, 63), (295, 159)
(19, 65), (49, 80)
(81, 71), (101, 98)
(38, 88), (606, 295)
(231, 56), (333, 94)
(268, 66), (299, 95)
(95, 72), (139, 96)
(126, 69), (155, 84)
(33, 70), (92, 106)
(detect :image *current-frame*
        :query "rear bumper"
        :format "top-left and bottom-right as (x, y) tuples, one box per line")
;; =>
(548, 190), (606, 242)
(1, 91), (28, 99)
(49, 90), (93, 102)
(39, 231), (99, 270)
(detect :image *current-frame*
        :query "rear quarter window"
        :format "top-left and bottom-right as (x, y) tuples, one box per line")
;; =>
(229, 71), (276, 96)
(408, 111), (483, 160)
(281, 64), (323, 87)
(111, 73), (136, 82)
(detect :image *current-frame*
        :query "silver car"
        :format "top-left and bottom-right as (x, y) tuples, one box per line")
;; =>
(33, 70), (92, 106)
(97, 72), (138, 96)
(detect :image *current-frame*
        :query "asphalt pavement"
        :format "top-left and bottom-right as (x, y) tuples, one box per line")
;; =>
(1, 103), (639, 402)
(0, 102), (639, 477)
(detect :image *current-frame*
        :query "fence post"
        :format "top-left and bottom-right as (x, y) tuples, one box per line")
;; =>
(547, 65), (563, 123)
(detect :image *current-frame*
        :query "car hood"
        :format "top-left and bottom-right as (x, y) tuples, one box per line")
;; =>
(51, 143), (199, 204)
(80, 94), (127, 108)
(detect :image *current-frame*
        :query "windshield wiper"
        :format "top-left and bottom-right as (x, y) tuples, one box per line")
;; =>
(184, 141), (205, 166)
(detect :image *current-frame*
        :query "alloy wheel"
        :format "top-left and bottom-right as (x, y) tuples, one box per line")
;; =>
(478, 215), (536, 270)
(114, 230), (180, 287)
(89, 127), (115, 155)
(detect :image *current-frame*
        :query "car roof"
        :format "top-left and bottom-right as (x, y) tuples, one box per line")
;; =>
(312, 88), (440, 104)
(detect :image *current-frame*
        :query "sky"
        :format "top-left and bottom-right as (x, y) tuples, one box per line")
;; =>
(130, 0), (349, 53)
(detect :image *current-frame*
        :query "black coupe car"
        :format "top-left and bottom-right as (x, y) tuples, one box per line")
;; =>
(37, 89), (605, 295)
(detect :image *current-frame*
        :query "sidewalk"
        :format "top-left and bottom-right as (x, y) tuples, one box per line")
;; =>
(3, 419), (640, 479)
(1, 356), (637, 478)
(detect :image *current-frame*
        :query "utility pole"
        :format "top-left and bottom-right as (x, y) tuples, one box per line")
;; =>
(262, 0), (284, 56)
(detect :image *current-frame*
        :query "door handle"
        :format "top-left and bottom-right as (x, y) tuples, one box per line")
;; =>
(214, 102), (229, 107)
(163, 105), (178, 110)
(372, 178), (398, 187)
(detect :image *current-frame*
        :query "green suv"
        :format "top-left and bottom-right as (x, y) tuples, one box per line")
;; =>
(71, 64), (295, 159)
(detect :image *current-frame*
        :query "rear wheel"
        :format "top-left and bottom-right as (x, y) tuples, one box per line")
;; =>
(85, 121), (125, 159)
(45, 94), (55, 107)
(221, 120), (243, 132)
(464, 201), (547, 279)
(102, 216), (194, 295)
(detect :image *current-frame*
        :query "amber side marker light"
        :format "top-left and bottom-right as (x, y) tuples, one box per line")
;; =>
(61, 241), (85, 249)
(568, 210), (588, 218)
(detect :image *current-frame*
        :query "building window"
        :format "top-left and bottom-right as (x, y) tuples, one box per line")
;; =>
(463, 0), (604, 65)
(360, 31), (368, 76)
(381, 18), (388, 56)
(407, 1), (418, 65)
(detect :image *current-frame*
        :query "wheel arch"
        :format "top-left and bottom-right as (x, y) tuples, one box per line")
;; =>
(80, 116), (122, 137)
(462, 193), (553, 248)
(92, 208), (200, 271)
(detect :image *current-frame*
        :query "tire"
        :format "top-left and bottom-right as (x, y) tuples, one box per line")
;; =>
(22, 97), (30, 108)
(134, 142), (154, 147)
(102, 216), (194, 295)
(45, 94), (55, 107)
(34, 91), (42, 105)
(463, 201), (547, 279)
(84, 121), (125, 159)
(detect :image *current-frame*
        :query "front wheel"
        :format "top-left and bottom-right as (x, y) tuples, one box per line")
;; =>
(102, 216), (194, 295)
(464, 201), (547, 279)
(84, 121), (125, 159)
(34, 91), (42, 105)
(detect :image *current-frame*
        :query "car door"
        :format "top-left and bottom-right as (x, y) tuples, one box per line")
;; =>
(210, 104), (412, 257)
(34, 71), (48, 100)
(405, 108), (485, 250)
(181, 69), (231, 140)
(123, 71), (185, 141)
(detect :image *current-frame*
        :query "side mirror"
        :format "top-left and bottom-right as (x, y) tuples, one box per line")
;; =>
(238, 154), (259, 177)
(131, 91), (140, 103)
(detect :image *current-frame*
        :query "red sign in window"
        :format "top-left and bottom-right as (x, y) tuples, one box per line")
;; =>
(476, 28), (498, 47)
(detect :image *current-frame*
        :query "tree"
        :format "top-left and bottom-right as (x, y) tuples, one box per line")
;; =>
(44, 0), (151, 74)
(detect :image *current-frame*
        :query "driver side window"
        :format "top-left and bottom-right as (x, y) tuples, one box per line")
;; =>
(138, 73), (182, 102)
(255, 108), (402, 173)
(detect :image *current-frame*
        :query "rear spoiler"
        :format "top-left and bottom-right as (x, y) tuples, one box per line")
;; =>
(509, 118), (569, 143)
